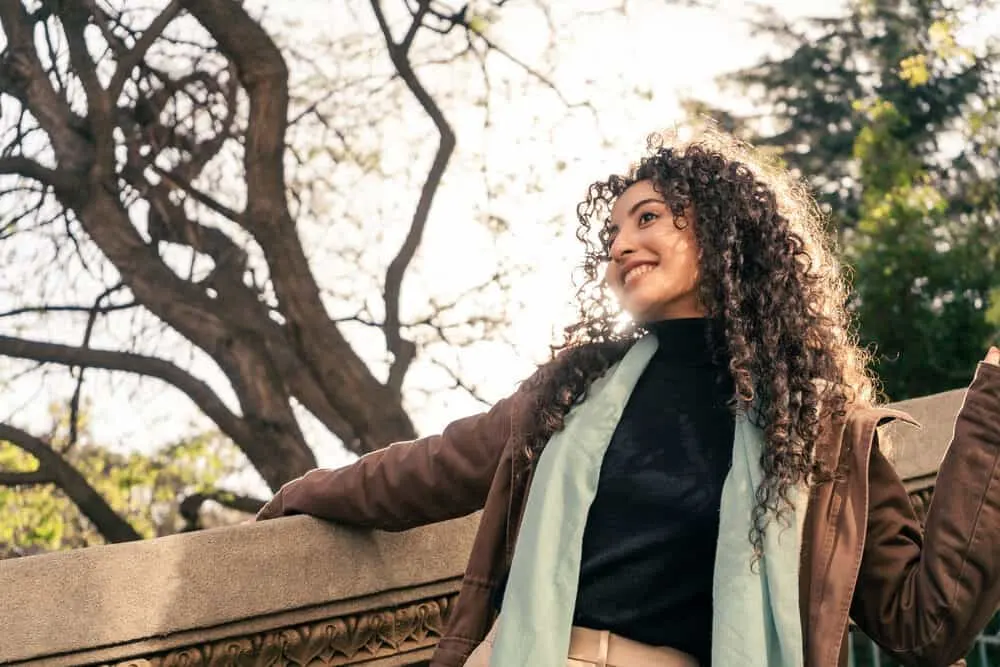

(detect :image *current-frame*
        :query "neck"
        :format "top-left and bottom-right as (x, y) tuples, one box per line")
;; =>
(645, 317), (725, 367)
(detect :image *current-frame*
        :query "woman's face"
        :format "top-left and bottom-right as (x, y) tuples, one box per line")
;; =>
(604, 179), (704, 322)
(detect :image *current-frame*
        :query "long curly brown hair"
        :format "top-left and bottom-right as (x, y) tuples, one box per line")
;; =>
(520, 126), (878, 556)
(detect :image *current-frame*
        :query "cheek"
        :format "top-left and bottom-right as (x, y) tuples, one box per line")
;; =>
(661, 232), (701, 284)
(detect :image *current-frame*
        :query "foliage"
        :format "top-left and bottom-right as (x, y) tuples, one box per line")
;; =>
(692, 0), (1000, 399)
(846, 95), (999, 398)
(0, 405), (246, 556)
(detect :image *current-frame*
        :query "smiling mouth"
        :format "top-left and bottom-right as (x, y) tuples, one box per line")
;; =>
(623, 263), (656, 287)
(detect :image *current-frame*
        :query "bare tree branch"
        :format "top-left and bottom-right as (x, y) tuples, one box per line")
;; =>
(106, 168), (354, 459)
(2, 3), (324, 489)
(0, 156), (76, 194)
(0, 470), (54, 486)
(0, 3), (93, 168)
(0, 0), (549, 523)
(0, 423), (141, 543)
(60, 3), (105, 105)
(0, 301), (136, 320)
(371, 0), (456, 393)
(107, 0), (183, 102)
(64, 284), (126, 454)
(402, 0), (433, 54)
(427, 357), (492, 407)
(59, 1), (115, 172)
(6, 96), (314, 489)
(39, 16), (67, 94)
(181, 0), (418, 451)
(179, 490), (266, 530)
(177, 1), (288, 221)
(423, 2), (591, 113)
(121, 163), (247, 268)
(150, 164), (244, 225)
(0, 334), (258, 451)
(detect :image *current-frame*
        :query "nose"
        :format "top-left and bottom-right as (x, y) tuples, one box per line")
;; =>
(609, 226), (635, 263)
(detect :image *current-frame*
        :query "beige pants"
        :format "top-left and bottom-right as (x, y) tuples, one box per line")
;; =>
(464, 620), (700, 667)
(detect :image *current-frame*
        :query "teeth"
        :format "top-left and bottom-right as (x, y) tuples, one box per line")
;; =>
(623, 264), (654, 286)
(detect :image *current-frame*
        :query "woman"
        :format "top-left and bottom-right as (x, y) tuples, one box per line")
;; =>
(256, 128), (1000, 667)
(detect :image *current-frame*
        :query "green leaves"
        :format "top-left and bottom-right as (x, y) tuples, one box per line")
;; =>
(0, 415), (248, 556)
(985, 287), (1000, 330)
(899, 54), (931, 87)
(847, 47), (998, 397)
(467, 14), (489, 35)
(698, 0), (1000, 399)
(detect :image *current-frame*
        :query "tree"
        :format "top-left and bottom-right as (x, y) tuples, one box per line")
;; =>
(688, 0), (1000, 399)
(0, 0), (608, 545)
(0, 405), (250, 557)
(845, 94), (999, 399)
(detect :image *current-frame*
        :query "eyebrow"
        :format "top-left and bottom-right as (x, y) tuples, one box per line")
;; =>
(626, 197), (665, 217)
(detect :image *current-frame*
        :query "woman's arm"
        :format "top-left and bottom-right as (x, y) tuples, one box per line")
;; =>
(851, 353), (1000, 667)
(255, 388), (525, 532)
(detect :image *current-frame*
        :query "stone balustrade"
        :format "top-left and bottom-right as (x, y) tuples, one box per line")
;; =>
(0, 388), (969, 666)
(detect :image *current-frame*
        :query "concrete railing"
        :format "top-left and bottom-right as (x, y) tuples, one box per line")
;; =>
(879, 388), (967, 522)
(0, 389), (969, 666)
(0, 513), (480, 666)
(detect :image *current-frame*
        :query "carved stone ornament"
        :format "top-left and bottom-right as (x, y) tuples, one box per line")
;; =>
(115, 595), (456, 666)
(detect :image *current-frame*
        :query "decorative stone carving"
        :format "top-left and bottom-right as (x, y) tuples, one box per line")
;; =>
(115, 595), (456, 667)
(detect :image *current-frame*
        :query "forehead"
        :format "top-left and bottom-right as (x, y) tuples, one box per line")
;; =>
(609, 179), (661, 222)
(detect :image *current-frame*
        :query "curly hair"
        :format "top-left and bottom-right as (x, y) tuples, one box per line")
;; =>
(520, 125), (878, 558)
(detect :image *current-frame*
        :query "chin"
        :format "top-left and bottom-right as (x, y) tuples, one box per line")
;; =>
(627, 299), (702, 323)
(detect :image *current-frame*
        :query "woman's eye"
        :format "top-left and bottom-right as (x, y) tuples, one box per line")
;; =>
(638, 211), (658, 225)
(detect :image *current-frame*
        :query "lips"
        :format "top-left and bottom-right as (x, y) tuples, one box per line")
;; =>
(622, 262), (656, 287)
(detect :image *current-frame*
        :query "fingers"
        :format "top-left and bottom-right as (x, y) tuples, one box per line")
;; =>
(986, 346), (1000, 366)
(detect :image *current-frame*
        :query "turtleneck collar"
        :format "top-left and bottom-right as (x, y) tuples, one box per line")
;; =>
(644, 317), (726, 367)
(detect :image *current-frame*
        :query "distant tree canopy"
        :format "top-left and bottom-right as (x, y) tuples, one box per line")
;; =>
(691, 0), (1000, 400)
(0, 406), (249, 556)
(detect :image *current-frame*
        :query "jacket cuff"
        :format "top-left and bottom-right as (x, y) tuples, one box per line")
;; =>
(255, 487), (288, 521)
(973, 359), (1000, 386)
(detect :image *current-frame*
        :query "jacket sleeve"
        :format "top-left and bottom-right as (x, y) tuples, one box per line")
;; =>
(254, 389), (524, 531)
(851, 362), (1000, 667)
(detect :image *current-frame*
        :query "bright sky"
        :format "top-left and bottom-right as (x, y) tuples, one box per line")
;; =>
(278, 0), (848, 466)
(1, 0), (850, 492)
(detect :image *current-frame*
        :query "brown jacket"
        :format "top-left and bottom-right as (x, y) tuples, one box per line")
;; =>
(258, 361), (1000, 667)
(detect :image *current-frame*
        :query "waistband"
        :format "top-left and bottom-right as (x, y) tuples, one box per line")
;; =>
(568, 626), (700, 667)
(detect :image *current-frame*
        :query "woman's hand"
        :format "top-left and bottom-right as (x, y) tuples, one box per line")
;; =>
(986, 346), (999, 366)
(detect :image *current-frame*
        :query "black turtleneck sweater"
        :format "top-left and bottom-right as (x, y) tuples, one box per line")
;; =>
(572, 317), (735, 666)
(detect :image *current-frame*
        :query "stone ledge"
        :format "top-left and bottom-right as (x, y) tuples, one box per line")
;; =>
(880, 388), (966, 489)
(0, 388), (973, 665)
(0, 513), (481, 665)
